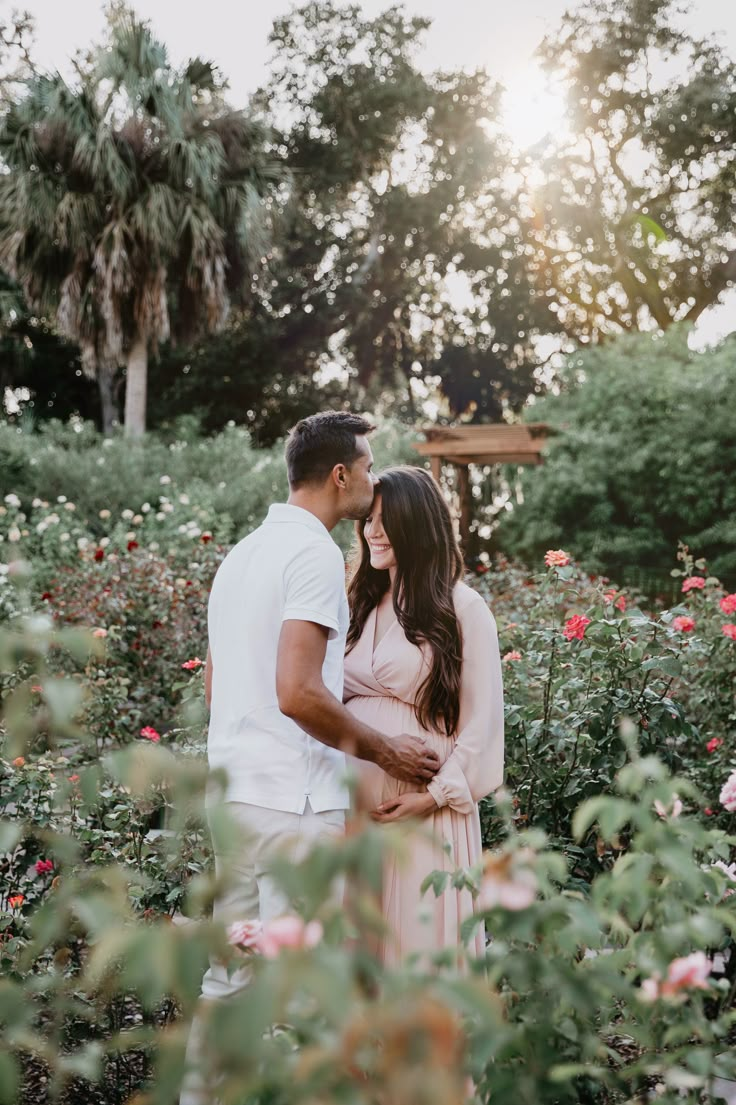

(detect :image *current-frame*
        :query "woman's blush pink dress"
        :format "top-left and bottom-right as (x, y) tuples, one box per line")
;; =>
(343, 581), (504, 967)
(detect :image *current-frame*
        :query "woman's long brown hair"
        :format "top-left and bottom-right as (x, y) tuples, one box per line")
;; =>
(346, 466), (464, 737)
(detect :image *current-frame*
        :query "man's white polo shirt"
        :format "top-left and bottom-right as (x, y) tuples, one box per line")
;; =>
(206, 503), (350, 813)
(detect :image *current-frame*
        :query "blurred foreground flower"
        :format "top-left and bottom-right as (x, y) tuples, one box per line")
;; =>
(640, 952), (712, 1002)
(140, 726), (161, 743)
(672, 615), (696, 632)
(654, 795), (683, 820)
(227, 915), (323, 958)
(478, 849), (538, 912)
(722, 624), (736, 641)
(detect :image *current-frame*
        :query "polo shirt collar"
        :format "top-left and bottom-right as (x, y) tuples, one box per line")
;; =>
(265, 502), (331, 537)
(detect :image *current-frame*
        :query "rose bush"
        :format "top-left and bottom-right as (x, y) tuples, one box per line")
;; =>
(3, 451), (736, 1101)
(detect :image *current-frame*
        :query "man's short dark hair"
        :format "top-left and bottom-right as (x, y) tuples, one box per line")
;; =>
(285, 411), (374, 489)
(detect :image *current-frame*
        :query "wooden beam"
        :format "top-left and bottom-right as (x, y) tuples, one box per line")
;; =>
(441, 453), (542, 466)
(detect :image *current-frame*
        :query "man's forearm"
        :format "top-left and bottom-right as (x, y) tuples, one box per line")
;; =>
(282, 683), (387, 765)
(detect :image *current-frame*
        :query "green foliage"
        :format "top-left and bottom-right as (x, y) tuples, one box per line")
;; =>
(496, 330), (736, 579)
(0, 418), (418, 560)
(530, 0), (736, 338)
(0, 6), (283, 433)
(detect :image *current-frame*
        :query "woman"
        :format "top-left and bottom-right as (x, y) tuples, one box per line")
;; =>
(344, 466), (504, 967)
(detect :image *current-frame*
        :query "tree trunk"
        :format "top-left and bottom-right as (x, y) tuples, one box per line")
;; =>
(124, 335), (148, 438)
(98, 364), (119, 435)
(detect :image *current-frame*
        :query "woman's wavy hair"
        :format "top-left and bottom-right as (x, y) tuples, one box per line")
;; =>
(346, 466), (464, 736)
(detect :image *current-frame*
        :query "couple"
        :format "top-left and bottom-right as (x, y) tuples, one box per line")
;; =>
(181, 411), (504, 1101)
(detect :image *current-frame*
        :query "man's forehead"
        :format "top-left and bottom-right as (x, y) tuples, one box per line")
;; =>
(355, 436), (373, 463)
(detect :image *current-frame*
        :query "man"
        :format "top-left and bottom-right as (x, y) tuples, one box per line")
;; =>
(180, 411), (439, 1104)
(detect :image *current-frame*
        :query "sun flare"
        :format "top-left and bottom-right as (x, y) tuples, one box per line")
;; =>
(502, 63), (568, 149)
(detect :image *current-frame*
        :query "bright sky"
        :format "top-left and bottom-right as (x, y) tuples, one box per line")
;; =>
(20, 0), (736, 346)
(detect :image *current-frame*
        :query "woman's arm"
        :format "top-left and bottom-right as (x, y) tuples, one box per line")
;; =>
(425, 595), (505, 816)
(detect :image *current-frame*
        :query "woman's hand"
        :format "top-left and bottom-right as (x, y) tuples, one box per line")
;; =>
(371, 791), (438, 823)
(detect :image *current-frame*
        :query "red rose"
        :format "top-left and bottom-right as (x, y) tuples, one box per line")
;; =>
(201, 532), (213, 544)
(707, 737), (723, 754)
(563, 615), (591, 641)
(41, 591), (52, 601)
(94, 548), (104, 562)
(127, 540), (139, 552)
(35, 859), (54, 876)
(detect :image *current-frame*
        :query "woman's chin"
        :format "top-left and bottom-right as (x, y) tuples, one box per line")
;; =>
(370, 555), (392, 572)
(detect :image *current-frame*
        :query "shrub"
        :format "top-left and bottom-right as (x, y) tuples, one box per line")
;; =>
(496, 329), (736, 582)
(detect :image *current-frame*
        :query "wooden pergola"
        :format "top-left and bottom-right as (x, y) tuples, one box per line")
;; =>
(413, 423), (550, 552)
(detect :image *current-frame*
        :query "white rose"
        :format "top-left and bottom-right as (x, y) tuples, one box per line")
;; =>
(77, 537), (89, 550)
(132, 515), (143, 525)
(8, 527), (21, 542)
(60, 533), (70, 542)
(178, 494), (190, 505)
(99, 509), (111, 520)
(99, 536), (110, 548)
(4, 493), (20, 508)
(155, 512), (165, 521)
(149, 541), (159, 551)
(57, 495), (67, 503)
(141, 503), (151, 513)
(122, 509), (134, 520)
(160, 475), (171, 485)
(64, 502), (76, 511)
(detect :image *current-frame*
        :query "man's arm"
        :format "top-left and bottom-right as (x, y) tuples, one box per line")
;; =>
(276, 620), (439, 785)
(204, 646), (213, 709)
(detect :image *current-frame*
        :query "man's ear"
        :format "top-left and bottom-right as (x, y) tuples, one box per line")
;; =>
(332, 463), (348, 489)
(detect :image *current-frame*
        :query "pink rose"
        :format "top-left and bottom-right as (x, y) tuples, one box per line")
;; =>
(92, 627), (108, 639)
(672, 615), (696, 633)
(681, 577), (705, 593)
(35, 858), (54, 876)
(722, 624), (736, 642)
(615, 595), (627, 612)
(544, 549), (571, 568)
(503, 650), (522, 662)
(181, 658), (204, 671)
(563, 615), (590, 641)
(706, 737), (723, 754)
(719, 771), (736, 812)
(259, 916), (323, 959)
(720, 594), (736, 616)
(140, 726), (161, 743)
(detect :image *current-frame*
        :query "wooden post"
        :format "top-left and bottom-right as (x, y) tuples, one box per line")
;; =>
(455, 464), (473, 555)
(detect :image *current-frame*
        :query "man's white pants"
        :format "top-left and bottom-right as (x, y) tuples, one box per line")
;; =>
(179, 800), (345, 1105)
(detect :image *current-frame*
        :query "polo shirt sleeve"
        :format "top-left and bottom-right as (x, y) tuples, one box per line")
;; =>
(282, 542), (345, 640)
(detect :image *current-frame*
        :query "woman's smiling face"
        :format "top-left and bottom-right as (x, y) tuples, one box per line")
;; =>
(363, 493), (397, 573)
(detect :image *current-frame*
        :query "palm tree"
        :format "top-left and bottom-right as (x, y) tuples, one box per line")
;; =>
(0, 8), (282, 435)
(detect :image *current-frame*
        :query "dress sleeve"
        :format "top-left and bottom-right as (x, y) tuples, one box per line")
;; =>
(282, 541), (345, 640)
(426, 595), (505, 815)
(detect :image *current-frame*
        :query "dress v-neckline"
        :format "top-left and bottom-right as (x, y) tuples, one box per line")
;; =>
(371, 601), (397, 656)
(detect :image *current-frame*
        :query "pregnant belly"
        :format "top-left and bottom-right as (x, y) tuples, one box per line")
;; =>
(345, 694), (454, 811)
